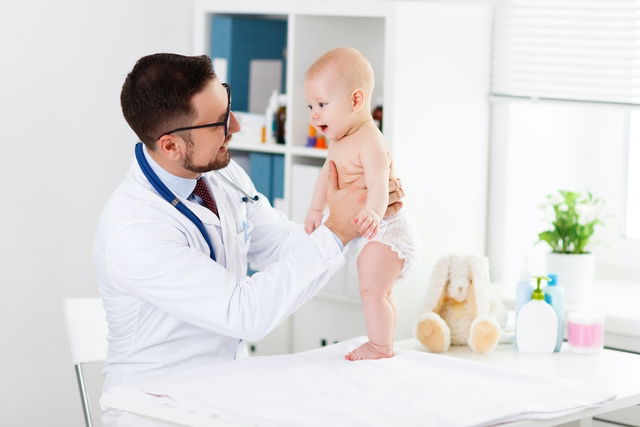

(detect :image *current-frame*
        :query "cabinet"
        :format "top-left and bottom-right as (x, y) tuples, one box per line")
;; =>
(193, 0), (493, 354)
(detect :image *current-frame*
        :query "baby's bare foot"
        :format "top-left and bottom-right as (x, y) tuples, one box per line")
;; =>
(345, 341), (393, 361)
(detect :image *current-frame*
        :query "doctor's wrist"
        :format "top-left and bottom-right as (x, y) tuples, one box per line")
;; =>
(323, 217), (356, 247)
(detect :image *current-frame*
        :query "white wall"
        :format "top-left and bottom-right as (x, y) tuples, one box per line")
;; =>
(487, 100), (629, 287)
(0, 1), (192, 425)
(389, 3), (492, 334)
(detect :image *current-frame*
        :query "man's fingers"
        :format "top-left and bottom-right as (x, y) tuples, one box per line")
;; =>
(388, 177), (400, 193)
(384, 201), (403, 219)
(327, 161), (339, 195)
(388, 187), (405, 205)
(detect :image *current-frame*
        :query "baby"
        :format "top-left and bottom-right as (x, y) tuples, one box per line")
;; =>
(303, 47), (419, 361)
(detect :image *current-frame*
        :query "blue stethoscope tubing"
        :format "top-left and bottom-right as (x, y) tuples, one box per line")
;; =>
(135, 142), (217, 261)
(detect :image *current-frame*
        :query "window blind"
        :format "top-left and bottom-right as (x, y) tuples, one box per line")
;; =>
(492, 0), (640, 105)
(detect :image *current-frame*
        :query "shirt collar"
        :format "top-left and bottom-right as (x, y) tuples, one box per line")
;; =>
(142, 144), (198, 199)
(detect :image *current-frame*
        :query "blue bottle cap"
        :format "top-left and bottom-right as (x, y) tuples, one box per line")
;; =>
(547, 273), (558, 286)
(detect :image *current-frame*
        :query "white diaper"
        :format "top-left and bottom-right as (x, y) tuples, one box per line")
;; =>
(345, 211), (421, 279)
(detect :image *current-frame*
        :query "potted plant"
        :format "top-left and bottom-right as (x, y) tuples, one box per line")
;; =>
(538, 190), (605, 306)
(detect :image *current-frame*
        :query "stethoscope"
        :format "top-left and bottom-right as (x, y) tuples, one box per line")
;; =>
(135, 142), (260, 262)
(216, 171), (259, 203)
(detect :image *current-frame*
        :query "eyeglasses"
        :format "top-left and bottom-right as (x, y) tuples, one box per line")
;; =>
(157, 83), (231, 140)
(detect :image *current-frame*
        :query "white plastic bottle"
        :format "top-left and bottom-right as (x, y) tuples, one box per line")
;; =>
(516, 276), (558, 354)
(515, 256), (534, 312)
(544, 273), (565, 352)
(264, 90), (279, 144)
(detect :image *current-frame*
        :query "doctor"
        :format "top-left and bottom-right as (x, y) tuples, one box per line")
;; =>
(94, 53), (403, 424)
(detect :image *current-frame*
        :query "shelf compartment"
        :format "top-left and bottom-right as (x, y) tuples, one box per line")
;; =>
(229, 140), (286, 154)
(289, 146), (327, 159)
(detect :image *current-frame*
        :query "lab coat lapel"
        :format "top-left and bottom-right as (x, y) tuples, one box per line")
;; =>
(186, 199), (221, 227)
(186, 198), (226, 266)
(130, 159), (225, 264)
(207, 175), (230, 241)
(206, 173), (239, 274)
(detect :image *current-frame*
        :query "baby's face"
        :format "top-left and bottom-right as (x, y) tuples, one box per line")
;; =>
(304, 73), (354, 141)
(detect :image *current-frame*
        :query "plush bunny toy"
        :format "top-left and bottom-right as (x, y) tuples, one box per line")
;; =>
(415, 254), (507, 354)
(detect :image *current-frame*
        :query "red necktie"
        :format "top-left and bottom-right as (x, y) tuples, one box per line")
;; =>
(193, 178), (219, 218)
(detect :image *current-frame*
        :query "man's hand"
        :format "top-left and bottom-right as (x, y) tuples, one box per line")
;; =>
(323, 161), (365, 245)
(386, 176), (404, 219)
(323, 162), (405, 245)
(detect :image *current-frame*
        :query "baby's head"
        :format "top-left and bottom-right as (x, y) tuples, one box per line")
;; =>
(304, 47), (374, 141)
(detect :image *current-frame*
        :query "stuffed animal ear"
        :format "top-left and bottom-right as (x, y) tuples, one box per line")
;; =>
(423, 255), (451, 314)
(468, 255), (490, 315)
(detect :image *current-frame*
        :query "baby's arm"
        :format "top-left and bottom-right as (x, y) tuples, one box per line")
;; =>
(304, 161), (330, 234)
(355, 140), (389, 239)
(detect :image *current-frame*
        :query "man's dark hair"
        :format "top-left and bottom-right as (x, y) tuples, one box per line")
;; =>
(120, 53), (216, 147)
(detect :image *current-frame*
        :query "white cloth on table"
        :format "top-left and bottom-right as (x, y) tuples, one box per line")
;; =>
(102, 337), (615, 427)
(101, 407), (185, 427)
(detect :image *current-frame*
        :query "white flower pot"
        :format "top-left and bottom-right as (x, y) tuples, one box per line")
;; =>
(545, 253), (595, 307)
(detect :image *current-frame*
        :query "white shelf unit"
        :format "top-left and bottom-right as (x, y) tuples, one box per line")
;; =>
(193, 0), (493, 354)
(228, 141), (287, 155)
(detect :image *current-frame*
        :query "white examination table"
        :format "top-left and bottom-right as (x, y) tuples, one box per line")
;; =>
(101, 337), (640, 426)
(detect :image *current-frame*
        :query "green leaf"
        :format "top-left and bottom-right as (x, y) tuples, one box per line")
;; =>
(537, 189), (605, 254)
(538, 230), (559, 252)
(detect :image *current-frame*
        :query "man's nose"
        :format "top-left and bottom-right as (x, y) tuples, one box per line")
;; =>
(228, 111), (241, 134)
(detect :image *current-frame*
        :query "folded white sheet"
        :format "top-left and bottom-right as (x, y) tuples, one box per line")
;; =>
(104, 337), (615, 427)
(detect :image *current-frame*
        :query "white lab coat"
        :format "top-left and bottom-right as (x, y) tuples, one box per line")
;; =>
(94, 156), (345, 392)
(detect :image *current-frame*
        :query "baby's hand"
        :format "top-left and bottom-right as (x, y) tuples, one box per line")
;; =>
(304, 209), (324, 234)
(353, 209), (381, 239)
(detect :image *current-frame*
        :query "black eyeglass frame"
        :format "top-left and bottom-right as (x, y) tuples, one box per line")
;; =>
(157, 83), (231, 140)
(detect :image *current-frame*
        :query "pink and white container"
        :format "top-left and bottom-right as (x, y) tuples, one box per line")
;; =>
(567, 312), (605, 354)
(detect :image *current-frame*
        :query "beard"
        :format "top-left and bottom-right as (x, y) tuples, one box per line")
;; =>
(182, 133), (231, 173)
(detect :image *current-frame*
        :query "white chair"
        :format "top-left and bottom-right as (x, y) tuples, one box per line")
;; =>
(63, 298), (109, 427)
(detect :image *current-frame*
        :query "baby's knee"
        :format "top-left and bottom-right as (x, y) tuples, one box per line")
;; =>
(358, 280), (388, 299)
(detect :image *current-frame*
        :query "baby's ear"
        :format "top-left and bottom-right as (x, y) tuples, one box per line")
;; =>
(351, 88), (365, 112)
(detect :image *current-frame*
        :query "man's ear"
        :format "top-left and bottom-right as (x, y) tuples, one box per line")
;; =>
(351, 88), (365, 112)
(157, 134), (183, 161)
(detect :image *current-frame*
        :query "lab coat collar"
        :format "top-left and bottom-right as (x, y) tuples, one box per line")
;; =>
(130, 149), (221, 227)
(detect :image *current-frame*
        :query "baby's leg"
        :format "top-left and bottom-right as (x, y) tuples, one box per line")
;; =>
(346, 242), (404, 361)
